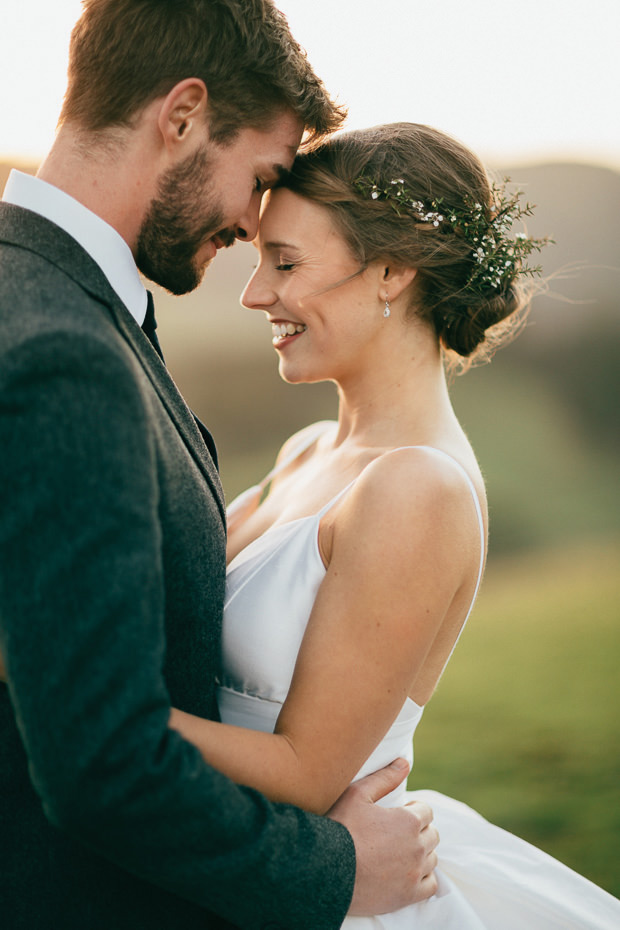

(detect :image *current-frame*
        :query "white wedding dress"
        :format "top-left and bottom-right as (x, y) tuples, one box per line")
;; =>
(219, 427), (620, 929)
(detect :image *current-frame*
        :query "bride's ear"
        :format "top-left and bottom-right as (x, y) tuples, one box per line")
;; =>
(381, 265), (417, 302)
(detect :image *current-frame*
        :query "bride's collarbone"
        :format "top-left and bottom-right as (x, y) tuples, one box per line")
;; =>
(228, 467), (352, 549)
(230, 440), (474, 555)
(256, 482), (342, 529)
(249, 441), (424, 533)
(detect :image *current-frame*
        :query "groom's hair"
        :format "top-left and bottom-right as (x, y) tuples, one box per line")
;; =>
(59, 0), (345, 146)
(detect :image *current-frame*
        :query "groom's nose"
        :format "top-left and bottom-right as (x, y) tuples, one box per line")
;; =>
(234, 192), (261, 242)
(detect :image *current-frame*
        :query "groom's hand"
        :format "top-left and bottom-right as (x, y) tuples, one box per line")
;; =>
(327, 758), (438, 915)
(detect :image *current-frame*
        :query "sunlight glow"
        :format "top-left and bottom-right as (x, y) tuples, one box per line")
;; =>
(1, 0), (618, 169)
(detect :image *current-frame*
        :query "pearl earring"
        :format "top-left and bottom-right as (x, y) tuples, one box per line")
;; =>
(383, 297), (391, 318)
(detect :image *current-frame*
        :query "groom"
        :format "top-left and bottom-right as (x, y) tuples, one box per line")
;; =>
(0, 2), (438, 928)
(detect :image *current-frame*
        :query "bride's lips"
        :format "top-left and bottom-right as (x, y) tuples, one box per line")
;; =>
(269, 318), (307, 347)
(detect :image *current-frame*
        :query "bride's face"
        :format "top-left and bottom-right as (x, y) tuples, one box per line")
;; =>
(241, 188), (386, 384)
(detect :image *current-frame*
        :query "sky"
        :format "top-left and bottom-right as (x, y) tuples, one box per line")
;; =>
(1, 0), (618, 170)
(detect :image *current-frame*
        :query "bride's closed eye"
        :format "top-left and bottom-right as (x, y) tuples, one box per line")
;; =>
(276, 262), (296, 272)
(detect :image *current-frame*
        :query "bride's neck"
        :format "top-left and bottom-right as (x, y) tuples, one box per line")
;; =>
(333, 336), (453, 450)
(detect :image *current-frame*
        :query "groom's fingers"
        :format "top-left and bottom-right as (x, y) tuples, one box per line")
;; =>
(329, 767), (440, 914)
(399, 801), (439, 862)
(404, 798), (436, 833)
(326, 760), (440, 909)
(349, 757), (410, 804)
(404, 801), (440, 874)
(329, 762), (438, 850)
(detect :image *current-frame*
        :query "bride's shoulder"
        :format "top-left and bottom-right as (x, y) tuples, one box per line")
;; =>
(343, 445), (484, 531)
(323, 446), (483, 590)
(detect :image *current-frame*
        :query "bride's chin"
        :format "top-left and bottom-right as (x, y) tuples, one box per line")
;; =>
(277, 361), (327, 385)
(277, 364), (305, 385)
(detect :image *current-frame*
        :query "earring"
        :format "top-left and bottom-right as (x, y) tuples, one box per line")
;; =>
(383, 297), (391, 318)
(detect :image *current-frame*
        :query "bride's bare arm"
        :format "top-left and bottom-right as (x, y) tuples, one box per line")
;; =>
(171, 449), (477, 814)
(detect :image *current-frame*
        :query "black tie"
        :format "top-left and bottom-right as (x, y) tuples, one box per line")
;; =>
(141, 290), (219, 467)
(142, 290), (164, 362)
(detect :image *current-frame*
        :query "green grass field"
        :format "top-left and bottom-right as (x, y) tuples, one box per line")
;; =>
(410, 539), (620, 897)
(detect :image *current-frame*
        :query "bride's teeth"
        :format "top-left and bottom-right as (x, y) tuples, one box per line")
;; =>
(271, 322), (306, 340)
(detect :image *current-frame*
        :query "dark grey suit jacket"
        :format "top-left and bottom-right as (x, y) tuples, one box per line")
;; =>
(0, 203), (355, 929)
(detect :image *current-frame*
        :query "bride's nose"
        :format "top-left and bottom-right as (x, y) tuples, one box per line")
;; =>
(240, 266), (276, 311)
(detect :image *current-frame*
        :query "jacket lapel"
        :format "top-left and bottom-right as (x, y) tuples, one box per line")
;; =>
(108, 295), (227, 523)
(0, 203), (227, 524)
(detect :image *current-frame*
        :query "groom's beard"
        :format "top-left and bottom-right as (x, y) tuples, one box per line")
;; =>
(136, 145), (233, 295)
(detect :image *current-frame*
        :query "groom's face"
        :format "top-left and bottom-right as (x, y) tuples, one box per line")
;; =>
(136, 111), (303, 295)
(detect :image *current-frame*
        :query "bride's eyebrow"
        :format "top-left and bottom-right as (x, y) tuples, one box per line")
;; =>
(262, 164), (291, 188)
(263, 240), (301, 253)
(274, 164), (291, 182)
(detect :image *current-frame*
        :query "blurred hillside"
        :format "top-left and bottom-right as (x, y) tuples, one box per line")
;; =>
(2, 159), (619, 556)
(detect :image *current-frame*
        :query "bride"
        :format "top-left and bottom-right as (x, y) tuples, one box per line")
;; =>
(171, 123), (619, 927)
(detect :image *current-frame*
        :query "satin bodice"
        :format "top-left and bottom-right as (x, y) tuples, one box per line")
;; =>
(219, 502), (424, 805)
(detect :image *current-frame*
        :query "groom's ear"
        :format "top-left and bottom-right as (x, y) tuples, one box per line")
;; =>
(157, 78), (209, 152)
(382, 265), (417, 301)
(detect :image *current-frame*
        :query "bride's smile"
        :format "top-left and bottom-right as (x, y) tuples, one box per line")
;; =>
(270, 319), (308, 346)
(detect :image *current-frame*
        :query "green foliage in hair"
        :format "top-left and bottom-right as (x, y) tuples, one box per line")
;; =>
(354, 175), (552, 297)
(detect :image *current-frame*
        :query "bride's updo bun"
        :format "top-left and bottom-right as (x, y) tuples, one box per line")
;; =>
(280, 123), (545, 368)
(436, 284), (523, 360)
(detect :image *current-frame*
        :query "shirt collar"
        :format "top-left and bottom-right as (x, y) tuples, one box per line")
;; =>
(2, 170), (148, 326)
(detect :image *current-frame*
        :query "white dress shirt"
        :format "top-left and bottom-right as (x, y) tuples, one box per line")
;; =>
(2, 170), (147, 326)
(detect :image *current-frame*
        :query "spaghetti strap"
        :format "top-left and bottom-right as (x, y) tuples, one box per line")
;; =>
(315, 480), (357, 518)
(409, 446), (486, 609)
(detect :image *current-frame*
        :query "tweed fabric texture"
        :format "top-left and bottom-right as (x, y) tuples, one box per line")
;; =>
(0, 203), (355, 930)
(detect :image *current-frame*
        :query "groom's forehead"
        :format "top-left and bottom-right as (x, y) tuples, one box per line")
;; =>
(226, 113), (303, 168)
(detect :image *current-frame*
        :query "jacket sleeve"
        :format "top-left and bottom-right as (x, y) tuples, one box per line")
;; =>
(0, 325), (356, 930)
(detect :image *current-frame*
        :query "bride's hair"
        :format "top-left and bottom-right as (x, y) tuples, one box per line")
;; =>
(280, 123), (543, 369)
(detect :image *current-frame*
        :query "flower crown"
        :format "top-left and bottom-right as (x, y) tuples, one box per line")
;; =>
(354, 175), (551, 295)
